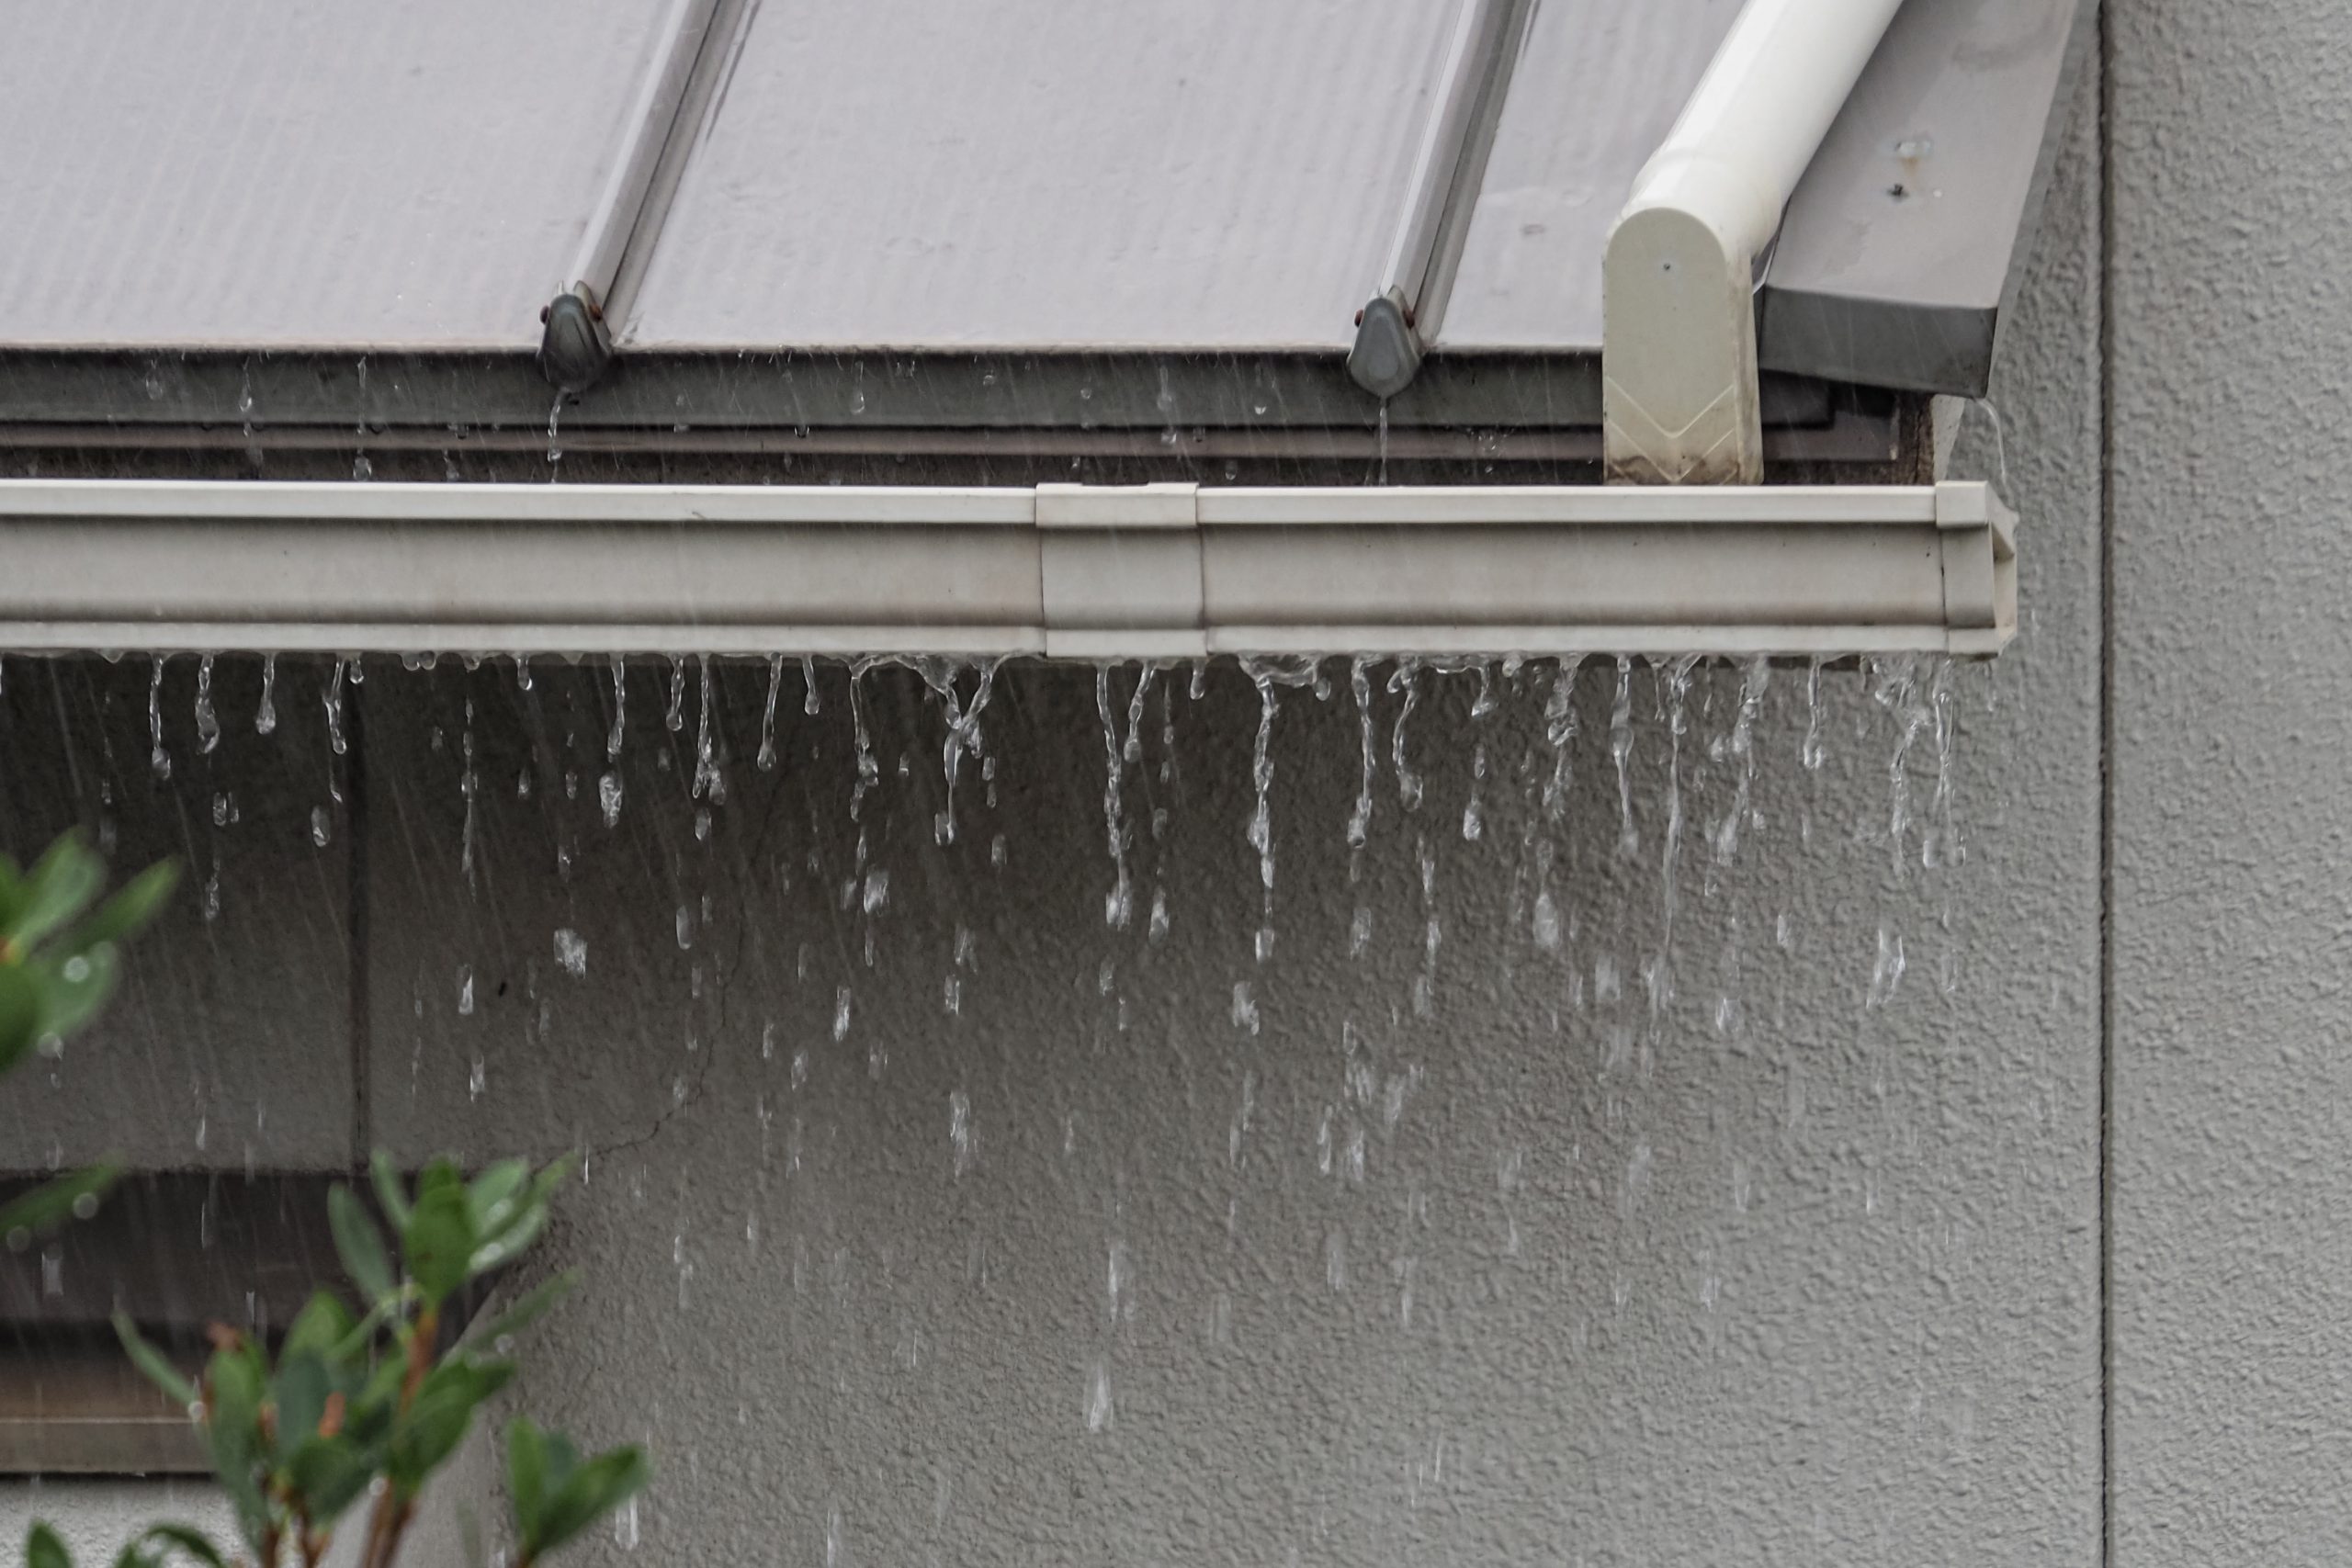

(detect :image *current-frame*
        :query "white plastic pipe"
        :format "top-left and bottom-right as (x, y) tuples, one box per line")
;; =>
(1603, 0), (1905, 485)
(0, 478), (2012, 660)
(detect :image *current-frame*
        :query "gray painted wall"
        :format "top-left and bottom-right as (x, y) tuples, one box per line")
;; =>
(2, 5), (2340, 1562)
(2109, 0), (2352, 1562)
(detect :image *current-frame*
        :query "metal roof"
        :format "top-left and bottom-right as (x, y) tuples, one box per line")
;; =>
(0, 0), (669, 350)
(0, 0), (2086, 405)
(628, 0), (1460, 351)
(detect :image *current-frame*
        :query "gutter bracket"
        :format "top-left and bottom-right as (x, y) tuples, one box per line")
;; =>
(1037, 482), (1206, 660)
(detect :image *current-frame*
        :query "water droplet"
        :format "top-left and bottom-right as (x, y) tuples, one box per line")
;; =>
(147, 655), (172, 779)
(194, 655), (220, 754)
(1802, 657), (1828, 770)
(606, 656), (628, 760)
(948, 1090), (975, 1177)
(254, 653), (278, 735)
(1610, 657), (1637, 857)
(1084, 1362), (1114, 1433)
(1867, 925), (1906, 1009)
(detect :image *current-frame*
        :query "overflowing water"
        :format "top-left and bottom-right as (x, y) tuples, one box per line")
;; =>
(0, 648), (1985, 1561)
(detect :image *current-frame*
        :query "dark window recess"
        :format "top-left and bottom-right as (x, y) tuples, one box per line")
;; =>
(0, 1172), (493, 1476)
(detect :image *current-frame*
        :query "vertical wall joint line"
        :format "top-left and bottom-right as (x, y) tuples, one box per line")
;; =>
(2095, 1), (2117, 1562)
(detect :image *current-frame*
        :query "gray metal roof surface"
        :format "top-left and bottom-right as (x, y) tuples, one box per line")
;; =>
(1435, 0), (1742, 353)
(626, 0), (1459, 350)
(0, 0), (669, 349)
(0, 0), (2086, 399)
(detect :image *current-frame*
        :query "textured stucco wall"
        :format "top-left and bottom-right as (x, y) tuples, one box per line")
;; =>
(0, 48), (2124, 1568)
(0, 1481), (237, 1563)
(2109, 0), (2352, 1561)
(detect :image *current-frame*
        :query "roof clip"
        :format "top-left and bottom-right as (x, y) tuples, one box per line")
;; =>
(1347, 288), (1422, 400)
(1346, 0), (1530, 400)
(539, 284), (613, 395)
(1601, 0), (1903, 484)
(535, 0), (739, 393)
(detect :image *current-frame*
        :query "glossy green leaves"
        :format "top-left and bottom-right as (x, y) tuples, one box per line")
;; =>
(0, 834), (176, 1080)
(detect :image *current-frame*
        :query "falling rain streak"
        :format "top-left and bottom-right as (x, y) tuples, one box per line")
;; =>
(6, 649), (1974, 1449)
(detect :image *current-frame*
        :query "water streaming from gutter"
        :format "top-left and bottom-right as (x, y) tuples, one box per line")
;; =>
(6, 649), (1979, 1483)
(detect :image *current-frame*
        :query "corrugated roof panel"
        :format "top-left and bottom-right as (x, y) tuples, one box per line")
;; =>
(1436, 0), (1742, 353)
(0, 0), (671, 350)
(626, 0), (1464, 351)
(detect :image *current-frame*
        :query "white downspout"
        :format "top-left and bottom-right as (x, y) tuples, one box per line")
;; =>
(1602, 0), (1905, 485)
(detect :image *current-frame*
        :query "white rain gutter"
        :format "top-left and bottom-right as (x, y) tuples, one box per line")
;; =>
(0, 479), (2012, 660)
(1603, 0), (1906, 485)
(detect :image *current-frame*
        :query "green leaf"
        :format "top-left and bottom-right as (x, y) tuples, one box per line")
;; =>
(128, 1525), (226, 1568)
(283, 1435), (376, 1528)
(327, 1184), (395, 1305)
(465, 1158), (529, 1236)
(27, 1521), (73, 1568)
(368, 1150), (413, 1232)
(401, 1181), (477, 1306)
(16, 833), (104, 948)
(329, 1295), (398, 1365)
(0, 963), (44, 1078)
(0, 1166), (119, 1245)
(465, 1272), (575, 1350)
(525, 1154), (575, 1210)
(357, 1348), (408, 1413)
(532, 1444), (650, 1557)
(269, 1351), (334, 1462)
(31, 942), (120, 1043)
(387, 1359), (512, 1496)
(0, 853), (27, 931)
(471, 1199), (544, 1274)
(107, 1547), (156, 1568)
(505, 1416), (551, 1544)
(63, 861), (180, 952)
(416, 1157), (464, 1200)
(281, 1291), (358, 1362)
(202, 1342), (273, 1551)
(111, 1313), (198, 1408)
